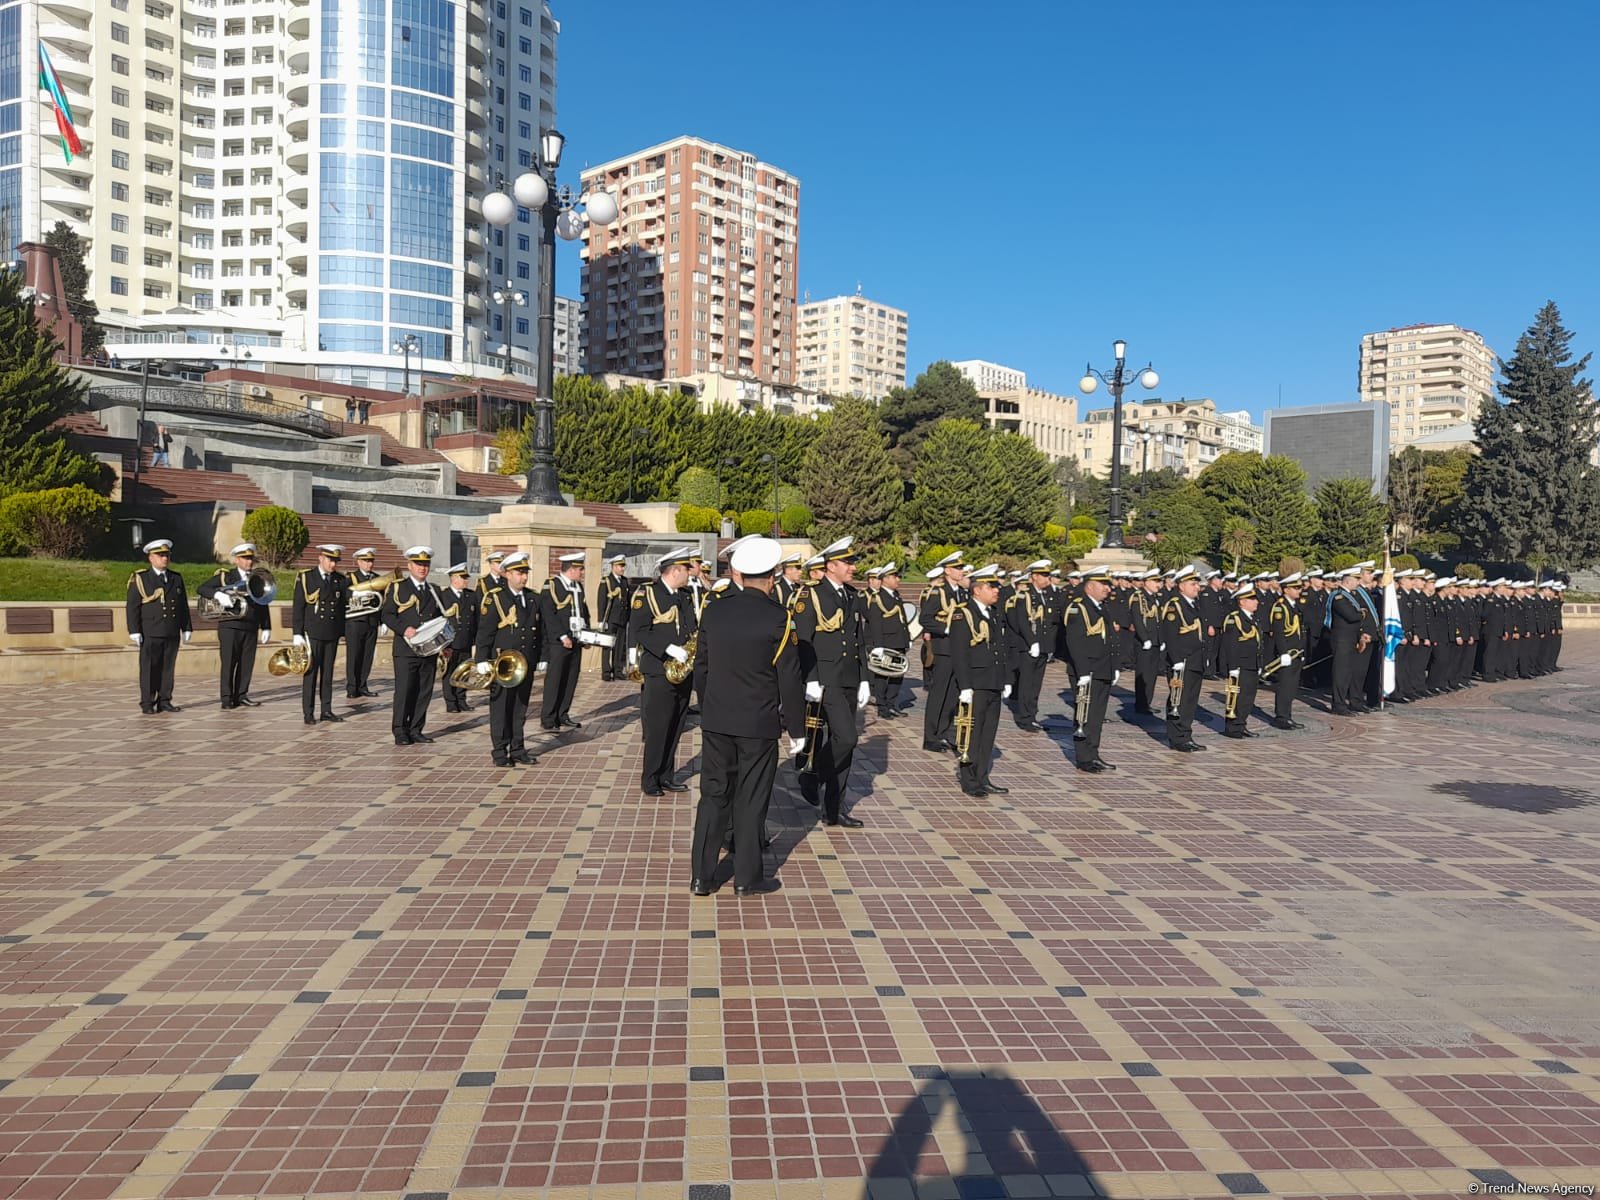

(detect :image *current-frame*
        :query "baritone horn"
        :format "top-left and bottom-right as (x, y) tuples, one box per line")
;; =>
(449, 650), (528, 690)
(664, 631), (698, 685)
(867, 647), (909, 678)
(266, 641), (310, 676)
(346, 567), (403, 617)
(198, 566), (277, 619)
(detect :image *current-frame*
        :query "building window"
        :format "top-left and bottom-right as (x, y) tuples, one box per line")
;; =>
(110, 277), (129, 295)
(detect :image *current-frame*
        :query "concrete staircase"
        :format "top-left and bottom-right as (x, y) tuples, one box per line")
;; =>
(292, 515), (409, 569)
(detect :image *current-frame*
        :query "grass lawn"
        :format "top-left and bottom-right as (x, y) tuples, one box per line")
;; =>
(0, 558), (258, 602)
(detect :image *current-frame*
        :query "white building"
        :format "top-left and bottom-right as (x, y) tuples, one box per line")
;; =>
(20, 0), (560, 389)
(1359, 323), (1497, 449)
(951, 359), (1027, 394)
(1217, 409), (1265, 454)
(553, 294), (580, 377)
(796, 291), (907, 400)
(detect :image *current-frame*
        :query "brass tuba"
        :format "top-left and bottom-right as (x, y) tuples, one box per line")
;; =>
(199, 566), (277, 619)
(664, 631), (698, 685)
(346, 567), (403, 617)
(266, 642), (310, 676)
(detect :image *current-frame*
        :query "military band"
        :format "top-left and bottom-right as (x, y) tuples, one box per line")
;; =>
(597, 554), (633, 681)
(950, 564), (1011, 798)
(343, 548), (383, 698)
(630, 546), (697, 795)
(126, 537), (192, 714)
(862, 562), (911, 719)
(474, 552), (541, 767)
(920, 551), (968, 753)
(291, 543), (350, 725)
(538, 551), (589, 731)
(380, 546), (445, 745)
(792, 536), (868, 827)
(196, 540), (271, 710)
(1062, 569), (1117, 772)
(438, 563), (478, 714)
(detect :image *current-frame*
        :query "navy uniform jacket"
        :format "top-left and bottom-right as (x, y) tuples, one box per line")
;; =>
(197, 566), (270, 632)
(1219, 608), (1265, 673)
(1003, 585), (1051, 659)
(1063, 595), (1116, 681)
(920, 580), (964, 659)
(345, 568), (385, 626)
(1161, 595), (1208, 671)
(292, 567), (349, 641)
(1131, 589), (1162, 649)
(380, 573), (445, 659)
(863, 586), (911, 651)
(793, 578), (865, 689)
(473, 585), (541, 664)
(126, 566), (192, 639)
(537, 576), (591, 654)
(628, 578), (693, 679)
(597, 572), (633, 629)
(1265, 596), (1310, 659)
(950, 600), (1009, 691)
(1327, 587), (1378, 647)
(437, 584), (478, 654)
(699, 586), (807, 741)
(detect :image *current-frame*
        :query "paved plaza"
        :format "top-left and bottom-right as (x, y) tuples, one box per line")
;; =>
(1, 637), (1598, 1200)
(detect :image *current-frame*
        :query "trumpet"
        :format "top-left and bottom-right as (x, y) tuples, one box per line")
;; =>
(1261, 648), (1302, 680)
(199, 566), (276, 619)
(346, 568), (403, 618)
(1224, 673), (1241, 721)
(449, 650), (528, 690)
(1167, 671), (1184, 719)
(954, 697), (974, 764)
(266, 641), (310, 676)
(625, 645), (644, 684)
(664, 631), (698, 685)
(796, 698), (826, 775)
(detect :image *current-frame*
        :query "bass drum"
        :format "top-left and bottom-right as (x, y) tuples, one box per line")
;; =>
(406, 616), (454, 656)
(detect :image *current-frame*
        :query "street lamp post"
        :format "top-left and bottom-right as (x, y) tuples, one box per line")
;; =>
(490, 283), (526, 377)
(759, 452), (780, 537)
(482, 130), (619, 507)
(392, 333), (420, 396)
(1139, 431), (1153, 505)
(1079, 340), (1160, 549)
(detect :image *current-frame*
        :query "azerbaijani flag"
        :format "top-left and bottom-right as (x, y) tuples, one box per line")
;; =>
(1380, 546), (1402, 698)
(39, 44), (84, 163)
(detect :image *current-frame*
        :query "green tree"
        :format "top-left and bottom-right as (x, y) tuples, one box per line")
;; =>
(1220, 517), (1257, 574)
(1389, 445), (1471, 554)
(44, 222), (103, 357)
(878, 361), (986, 481)
(0, 269), (103, 498)
(1053, 458), (1106, 524)
(1458, 301), (1600, 570)
(799, 395), (901, 546)
(1131, 482), (1221, 571)
(906, 419), (1005, 548)
(987, 431), (1058, 554)
(548, 377), (697, 503)
(675, 466), (724, 510)
(1314, 476), (1388, 561)
(240, 505), (308, 568)
(1197, 451), (1317, 568)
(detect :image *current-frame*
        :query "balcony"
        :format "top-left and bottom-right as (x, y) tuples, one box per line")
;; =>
(282, 204), (308, 236)
(39, 19), (91, 53)
(286, 10), (309, 37)
(282, 172), (308, 203)
(285, 72), (309, 104)
(286, 45), (309, 73)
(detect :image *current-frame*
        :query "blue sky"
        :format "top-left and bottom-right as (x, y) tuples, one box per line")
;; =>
(552, 0), (1599, 422)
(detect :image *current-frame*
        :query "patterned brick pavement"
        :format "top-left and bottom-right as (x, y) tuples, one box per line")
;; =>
(0, 636), (1598, 1199)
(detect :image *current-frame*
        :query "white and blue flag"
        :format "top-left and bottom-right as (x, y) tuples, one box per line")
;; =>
(1381, 549), (1402, 697)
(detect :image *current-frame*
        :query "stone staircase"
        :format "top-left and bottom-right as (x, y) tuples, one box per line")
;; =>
(292, 515), (409, 570)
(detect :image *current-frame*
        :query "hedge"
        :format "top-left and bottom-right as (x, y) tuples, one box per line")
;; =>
(0, 486), (112, 558)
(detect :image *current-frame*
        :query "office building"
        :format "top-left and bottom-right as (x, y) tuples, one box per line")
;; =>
(979, 385), (1077, 461)
(24, 0), (559, 389)
(795, 291), (906, 400)
(951, 359), (1027, 395)
(1359, 323), (1497, 448)
(1076, 397), (1263, 479)
(579, 136), (800, 384)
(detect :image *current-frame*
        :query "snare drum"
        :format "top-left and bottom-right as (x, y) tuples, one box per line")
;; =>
(577, 629), (616, 648)
(406, 615), (455, 656)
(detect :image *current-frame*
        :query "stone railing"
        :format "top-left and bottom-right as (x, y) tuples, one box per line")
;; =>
(88, 383), (334, 438)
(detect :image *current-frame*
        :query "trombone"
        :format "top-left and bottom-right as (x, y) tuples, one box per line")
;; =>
(796, 698), (826, 774)
(954, 697), (974, 764)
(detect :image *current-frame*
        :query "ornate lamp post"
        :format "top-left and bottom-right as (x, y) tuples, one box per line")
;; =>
(489, 283), (526, 377)
(392, 333), (420, 395)
(1079, 340), (1159, 549)
(482, 130), (618, 506)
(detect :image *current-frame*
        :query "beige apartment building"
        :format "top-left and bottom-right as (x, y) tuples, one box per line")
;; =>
(952, 359), (1028, 395)
(1076, 397), (1263, 479)
(982, 386), (1078, 461)
(796, 291), (907, 400)
(579, 136), (800, 383)
(1359, 323), (1497, 448)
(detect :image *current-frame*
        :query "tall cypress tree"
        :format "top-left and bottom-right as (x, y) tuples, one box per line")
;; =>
(1458, 302), (1600, 570)
(907, 419), (1005, 548)
(0, 269), (104, 498)
(44, 222), (103, 356)
(799, 396), (901, 546)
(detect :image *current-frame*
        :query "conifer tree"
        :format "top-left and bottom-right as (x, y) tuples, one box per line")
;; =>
(799, 396), (901, 546)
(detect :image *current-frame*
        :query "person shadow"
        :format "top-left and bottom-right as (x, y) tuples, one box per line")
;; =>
(861, 1069), (1103, 1198)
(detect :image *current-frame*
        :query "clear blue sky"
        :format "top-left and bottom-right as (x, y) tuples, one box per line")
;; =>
(552, 0), (1600, 422)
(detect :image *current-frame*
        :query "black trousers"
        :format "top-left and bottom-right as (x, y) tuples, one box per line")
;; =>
(488, 675), (534, 759)
(602, 625), (628, 679)
(1164, 667), (1205, 746)
(1134, 645), (1161, 712)
(345, 618), (378, 695)
(923, 651), (958, 743)
(392, 651), (436, 738)
(692, 732), (777, 888)
(640, 673), (692, 790)
(301, 637), (339, 718)
(1012, 651), (1046, 726)
(800, 684), (860, 818)
(871, 668), (904, 714)
(217, 623), (258, 704)
(1225, 670), (1260, 733)
(540, 644), (581, 727)
(957, 688), (1001, 793)
(138, 635), (179, 709)
(1330, 639), (1363, 712)
(1073, 676), (1111, 763)
(1273, 665), (1301, 720)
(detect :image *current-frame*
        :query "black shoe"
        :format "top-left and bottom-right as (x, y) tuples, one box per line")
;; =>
(1176, 742), (1207, 753)
(1015, 722), (1045, 733)
(410, 732), (435, 744)
(141, 706), (157, 715)
(559, 718), (582, 730)
(824, 814), (864, 828)
(304, 716), (317, 725)
(1271, 719), (1296, 730)
(659, 781), (689, 793)
(346, 692), (361, 700)
(1076, 760), (1105, 772)
(1242, 729), (1260, 738)
(1222, 729), (1249, 739)
(492, 756), (509, 767)
(982, 783), (1010, 795)
(1090, 759), (1116, 771)
(642, 788), (664, 797)
(734, 879), (781, 896)
(157, 702), (182, 713)
(395, 736), (414, 746)
(601, 674), (615, 682)
(443, 705), (461, 714)
(962, 787), (988, 798)
(360, 688), (379, 698)
(691, 879), (715, 897)
(237, 696), (260, 707)
(512, 750), (538, 765)
(320, 712), (343, 723)
(221, 700), (236, 710)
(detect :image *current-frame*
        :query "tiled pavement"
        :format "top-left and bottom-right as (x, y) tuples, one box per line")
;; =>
(1, 639), (1598, 1200)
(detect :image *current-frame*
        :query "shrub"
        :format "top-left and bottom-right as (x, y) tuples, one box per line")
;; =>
(1453, 561), (1485, 580)
(1043, 522), (1067, 543)
(1067, 529), (1098, 558)
(0, 486), (111, 558)
(1327, 552), (1359, 571)
(774, 483), (805, 514)
(1278, 555), (1306, 577)
(674, 466), (723, 510)
(778, 504), (813, 537)
(1390, 553), (1420, 571)
(675, 503), (720, 534)
(738, 508), (776, 537)
(914, 543), (962, 573)
(1069, 514), (1099, 531)
(240, 505), (309, 567)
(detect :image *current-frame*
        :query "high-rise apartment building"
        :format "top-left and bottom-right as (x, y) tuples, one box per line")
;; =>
(21, 0), (559, 388)
(795, 291), (907, 400)
(579, 136), (800, 383)
(0, 0), (21, 256)
(951, 359), (1027, 395)
(551, 294), (579, 378)
(1359, 323), (1497, 449)
(1076, 397), (1262, 479)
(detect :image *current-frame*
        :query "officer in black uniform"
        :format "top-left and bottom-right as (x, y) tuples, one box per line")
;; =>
(343, 548), (384, 699)
(596, 554), (633, 681)
(793, 535), (868, 827)
(125, 537), (192, 714)
(690, 537), (808, 897)
(438, 563), (478, 713)
(1130, 570), (1164, 715)
(950, 564), (1011, 797)
(537, 551), (589, 730)
(863, 562), (911, 719)
(1325, 565), (1378, 715)
(920, 551), (968, 752)
(473, 552), (541, 766)
(630, 546), (697, 795)
(291, 543), (350, 725)
(1004, 559), (1053, 732)
(197, 540), (272, 709)
(1265, 572), (1309, 729)
(1063, 567), (1117, 772)
(477, 550), (508, 600)
(774, 552), (804, 609)
(1199, 570), (1230, 679)
(1219, 583), (1265, 738)
(380, 545), (444, 745)
(1160, 565), (1208, 752)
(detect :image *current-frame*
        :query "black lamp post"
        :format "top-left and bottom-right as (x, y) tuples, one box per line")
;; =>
(392, 333), (420, 395)
(627, 426), (647, 503)
(759, 452), (780, 537)
(490, 283), (526, 378)
(1080, 340), (1160, 549)
(482, 129), (619, 507)
(1138, 430), (1153, 505)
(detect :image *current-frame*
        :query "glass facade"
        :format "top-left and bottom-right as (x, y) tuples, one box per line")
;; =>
(0, 1), (21, 256)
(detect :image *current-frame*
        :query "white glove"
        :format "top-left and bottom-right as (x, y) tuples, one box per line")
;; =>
(182, 630), (192, 644)
(856, 680), (869, 709)
(1142, 640), (1153, 650)
(1171, 661), (1184, 675)
(805, 680), (823, 702)
(292, 634), (306, 649)
(958, 688), (973, 704)
(1279, 653), (1293, 668)
(475, 661), (492, 674)
(536, 661), (547, 673)
(1112, 671), (1121, 687)
(870, 646), (884, 659)
(1001, 684), (1012, 700)
(129, 633), (143, 647)
(665, 644), (688, 663)
(788, 735), (806, 757)
(258, 629), (270, 646)
(1029, 642), (1040, 658)
(1077, 675), (1090, 688)
(1228, 668), (1240, 679)
(218, 592), (241, 613)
